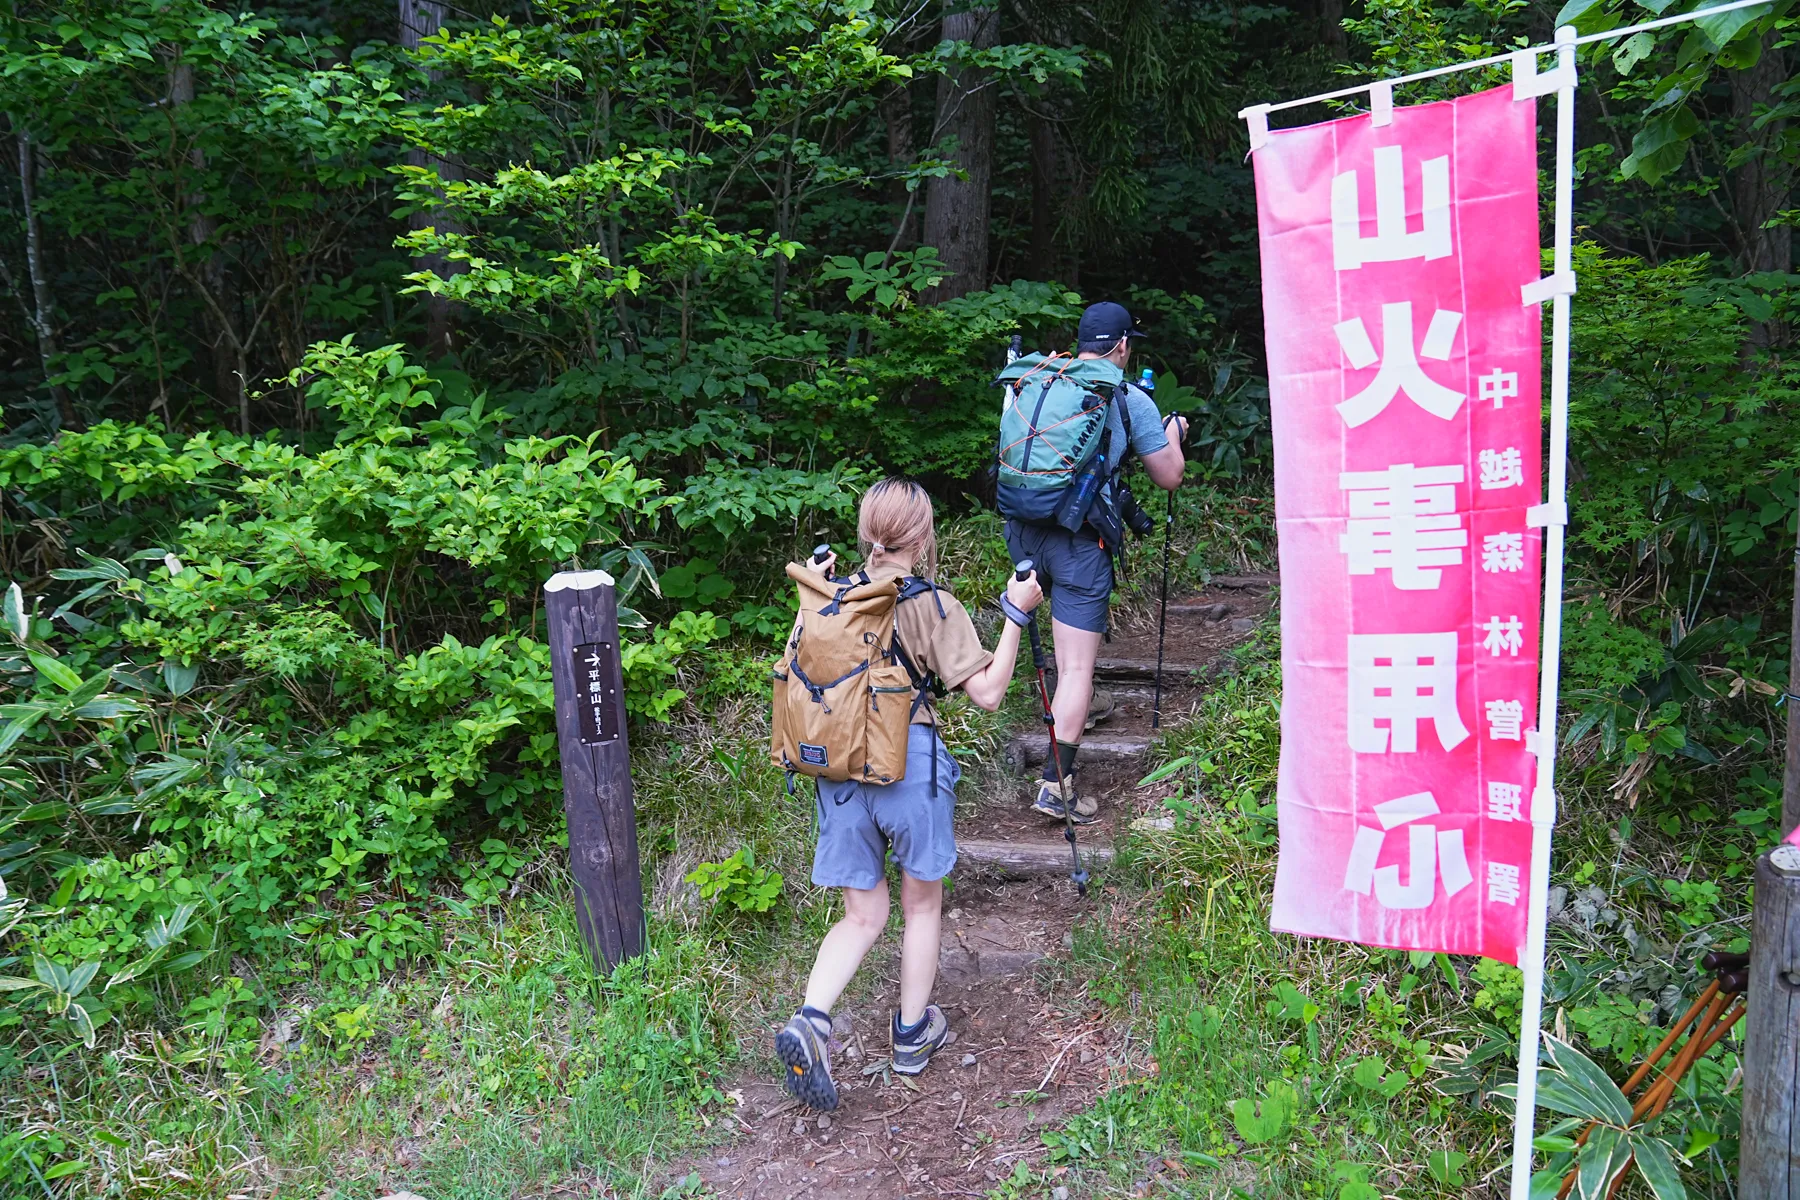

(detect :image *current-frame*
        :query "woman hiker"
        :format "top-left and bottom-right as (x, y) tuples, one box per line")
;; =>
(774, 478), (1044, 1109)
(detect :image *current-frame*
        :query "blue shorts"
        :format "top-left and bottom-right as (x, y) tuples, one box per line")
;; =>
(1004, 521), (1114, 634)
(813, 725), (961, 889)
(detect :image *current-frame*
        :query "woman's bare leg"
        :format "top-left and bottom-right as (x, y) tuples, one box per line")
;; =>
(897, 873), (943, 1026)
(802, 884), (890, 1014)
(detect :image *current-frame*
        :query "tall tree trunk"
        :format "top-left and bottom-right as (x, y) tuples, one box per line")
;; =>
(1029, 113), (1058, 271)
(399, 0), (464, 361)
(1730, 35), (1791, 308)
(169, 60), (244, 429)
(1315, 0), (1346, 58)
(921, 0), (998, 302)
(882, 81), (918, 253)
(17, 129), (74, 430)
(1784, 508), (1800, 838)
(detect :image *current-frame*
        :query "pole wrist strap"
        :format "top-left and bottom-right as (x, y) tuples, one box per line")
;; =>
(1000, 595), (1031, 627)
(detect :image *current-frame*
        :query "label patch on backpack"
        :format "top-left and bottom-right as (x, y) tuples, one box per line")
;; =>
(798, 742), (828, 767)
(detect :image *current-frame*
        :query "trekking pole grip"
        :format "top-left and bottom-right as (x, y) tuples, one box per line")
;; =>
(812, 544), (831, 564)
(1012, 561), (1048, 671)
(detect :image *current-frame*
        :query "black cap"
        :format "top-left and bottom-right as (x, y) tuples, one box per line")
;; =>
(1077, 301), (1146, 352)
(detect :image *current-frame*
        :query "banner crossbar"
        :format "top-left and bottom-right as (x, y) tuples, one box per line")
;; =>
(1236, 0), (1774, 119)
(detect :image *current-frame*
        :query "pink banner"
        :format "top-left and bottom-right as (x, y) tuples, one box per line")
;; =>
(1257, 85), (1544, 964)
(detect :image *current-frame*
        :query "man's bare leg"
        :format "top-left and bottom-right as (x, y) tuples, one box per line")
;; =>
(1049, 618), (1102, 748)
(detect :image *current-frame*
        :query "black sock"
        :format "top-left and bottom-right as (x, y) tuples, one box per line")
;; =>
(1043, 740), (1079, 781)
(802, 1005), (832, 1033)
(894, 1010), (927, 1041)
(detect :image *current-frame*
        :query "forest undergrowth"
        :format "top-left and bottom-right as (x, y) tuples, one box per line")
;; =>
(3, 0), (1799, 1195)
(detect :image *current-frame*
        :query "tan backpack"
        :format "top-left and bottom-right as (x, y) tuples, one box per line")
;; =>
(770, 563), (938, 785)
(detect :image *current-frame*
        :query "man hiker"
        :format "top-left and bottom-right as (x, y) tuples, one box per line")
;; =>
(1000, 301), (1187, 825)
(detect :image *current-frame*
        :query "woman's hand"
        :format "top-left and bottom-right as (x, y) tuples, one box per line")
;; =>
(804, 550), (838, 578)
(1005, 570), (1043, 616)
(962, 569), (1044, 712)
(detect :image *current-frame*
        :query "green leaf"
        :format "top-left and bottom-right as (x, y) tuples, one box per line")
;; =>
(3, 582), (26, 642)
(1577, 1127), (1630, 1200)
(104, 949), (165, 990)
(1529, 1169), (1565, 1200)
(48, 869), (80, 908)
(1612, 31), (1654, 76)
(0, 708), (48, 754)
(65, 960), (101, 997)
(1631, 1133), (1688, 1200)
(68, 999), (97, 1048)
(1683, 1130), (1720, 1158)
(42, 1160), (87, 1181)
(1621, 107), (1701, 185)
(1425, 1150), (1468, 1185)
(29, 651), (83, 692)
(0, 975), (45, 992)
(1229, 1080), (1296, 1144)
(1544, 1035), (1634, 1125)
(1695, 2), (1771, 51)
(1137, 755), (1194, 787)
(71, 698), (143, 719)
(59, 669), (114, 713)
(1436, 952), (1461, 994)
(163, 660), (199, 697)
(1553, 0), (1606, 26)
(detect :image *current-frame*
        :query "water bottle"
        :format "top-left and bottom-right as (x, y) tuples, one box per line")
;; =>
(1139, 367), (1155, 396)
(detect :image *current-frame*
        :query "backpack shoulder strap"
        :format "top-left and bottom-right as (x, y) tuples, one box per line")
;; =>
(895, 574), (948, 620)
(1112, 381), (1136, 480)
(890, 577), (948, 698)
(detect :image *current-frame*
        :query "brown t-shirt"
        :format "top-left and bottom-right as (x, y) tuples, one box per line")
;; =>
(866, 565), (991, 722)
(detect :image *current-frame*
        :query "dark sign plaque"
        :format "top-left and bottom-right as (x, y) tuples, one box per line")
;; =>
(572, 639), (622, 745)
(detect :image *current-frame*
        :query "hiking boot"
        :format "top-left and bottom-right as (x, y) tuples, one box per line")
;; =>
(1033, 775), (1100, 825)
(775, 1008), (839, 1111)
(891, 1004), (949, 1076)
(1084, 688), (1117, 731)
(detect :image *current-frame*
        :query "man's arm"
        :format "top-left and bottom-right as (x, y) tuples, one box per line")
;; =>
(1143, 414), (1187, 491)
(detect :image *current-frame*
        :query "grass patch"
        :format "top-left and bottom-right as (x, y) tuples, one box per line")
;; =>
(1002, 611), (1756, 1199)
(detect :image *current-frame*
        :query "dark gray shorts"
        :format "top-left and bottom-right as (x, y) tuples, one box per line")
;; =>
(813, 725), (961, 889)
(1004, 521), (1114, 633)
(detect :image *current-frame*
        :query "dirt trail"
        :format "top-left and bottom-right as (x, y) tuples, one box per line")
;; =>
(668, 578), (1274, 1200)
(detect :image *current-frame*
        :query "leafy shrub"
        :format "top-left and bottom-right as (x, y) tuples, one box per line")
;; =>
(684, 847), (784, 915)
(0, 341), (743, 1045)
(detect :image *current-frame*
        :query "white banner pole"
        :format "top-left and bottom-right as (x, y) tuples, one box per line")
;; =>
(1508, 23), (1578, 1200)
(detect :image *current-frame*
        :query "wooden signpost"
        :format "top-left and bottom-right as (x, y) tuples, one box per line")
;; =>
(544, 569), (644, 973)
(1743, 843), (1800, 1197)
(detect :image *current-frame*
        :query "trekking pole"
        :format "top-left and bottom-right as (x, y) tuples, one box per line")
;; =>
(812, 543), (833, 580)
(1006, 333), (1022, 366)
(1017, 559), (1088, 898)
(1152, 485), (1174, 730)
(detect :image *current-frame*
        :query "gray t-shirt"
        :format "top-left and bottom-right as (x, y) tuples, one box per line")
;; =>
(1101, 383), (1169, 496)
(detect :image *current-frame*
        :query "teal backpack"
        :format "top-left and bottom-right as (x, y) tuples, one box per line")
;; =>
(993, 353), (1124, 527)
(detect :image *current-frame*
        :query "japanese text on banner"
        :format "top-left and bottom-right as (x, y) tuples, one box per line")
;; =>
(1253, 84), (1544, 963)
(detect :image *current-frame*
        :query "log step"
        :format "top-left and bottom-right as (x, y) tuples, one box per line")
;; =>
(1165, 601), (1232, 621)
(956, 838), (1115, 876)
(1094, 657), (1211, 682)
(1005, 732), (1152, 773)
